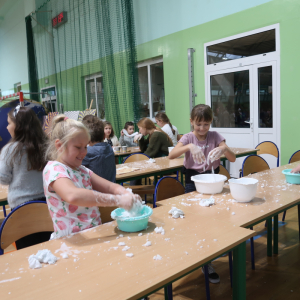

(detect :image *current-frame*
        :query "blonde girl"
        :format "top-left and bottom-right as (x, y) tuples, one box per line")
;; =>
(155, 112), (180, 146)
(43, 115), (141, 238)
(103, 121), (120, 147)
(134, 118), (173, 158)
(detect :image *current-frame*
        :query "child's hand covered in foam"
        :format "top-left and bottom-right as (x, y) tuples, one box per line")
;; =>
(189, 144), (206, 164)
(208, 146), (226, 162)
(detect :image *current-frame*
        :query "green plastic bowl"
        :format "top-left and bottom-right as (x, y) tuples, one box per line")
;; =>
(110, 206), (153, 232)
(282, 169), (300, 184)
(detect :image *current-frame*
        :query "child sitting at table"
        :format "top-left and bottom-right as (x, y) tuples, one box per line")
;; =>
(43, 115), (141, 239)
(155, 112), (180, 146)
(134, 118), (173, 158)
(119, 121), (138, 147)
(169, 104), (236, 284)
(82, 116), (116, 182)
(103, 121), (120, 147)
(0, 106), (51, 249)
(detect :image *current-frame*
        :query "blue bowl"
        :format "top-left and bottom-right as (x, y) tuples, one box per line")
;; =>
(111, 206), (153, 232)
(282, 169), (300, 184)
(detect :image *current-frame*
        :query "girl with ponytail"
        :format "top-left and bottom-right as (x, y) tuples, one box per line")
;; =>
(155, 112), (179, 146)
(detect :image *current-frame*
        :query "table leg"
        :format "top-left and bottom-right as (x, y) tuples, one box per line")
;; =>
(164, 284), (173, 300)
(273, 215), (278, 255)
(267, 218), (272, 257)
(233, 242), (246, 300)
(118, 156), (122, 164)
(180, 171), (183, 185)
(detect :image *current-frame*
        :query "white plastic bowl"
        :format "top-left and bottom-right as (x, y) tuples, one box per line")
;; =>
(228, 178), (258, 202)
(191, 174), (227, 194)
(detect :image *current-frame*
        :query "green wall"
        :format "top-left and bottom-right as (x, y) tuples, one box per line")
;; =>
(136, 0), (300, 165)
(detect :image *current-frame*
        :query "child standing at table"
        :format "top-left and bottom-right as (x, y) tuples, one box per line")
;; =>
(43, 115), (141, 239)
(155, 112), (180, 146)
(0, 106), (50, 249)
(119, 121), (138, 147)
(103, 121), (120, 147)
(134, 118), (173, 158)
(169, 104), (235, 283)
(82, 116), (116, 182)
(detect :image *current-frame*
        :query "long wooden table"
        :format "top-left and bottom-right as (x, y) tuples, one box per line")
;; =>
(114, 147), (141, 164)
(0, 204), (254, 300)
(116, 148), (258, 184)
(158, 162), (300, 257)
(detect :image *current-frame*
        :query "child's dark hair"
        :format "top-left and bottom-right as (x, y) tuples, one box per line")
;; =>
(155, 112), (175, 135)
(124, 121), (134, 130)
(82, 116), (104, 143)
(82, 114), (95, 123)
(191, 104), (213, 122)
(5, 107), (47, 171)
(103, 121), (114, 138)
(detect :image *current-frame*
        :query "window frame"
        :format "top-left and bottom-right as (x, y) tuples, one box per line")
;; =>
(204, 24), (280, 73)
(85, 72), (104, 120)
(137, 56), (164, 121)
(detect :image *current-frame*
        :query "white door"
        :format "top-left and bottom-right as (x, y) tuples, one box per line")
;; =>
(207, 61), (278, 177)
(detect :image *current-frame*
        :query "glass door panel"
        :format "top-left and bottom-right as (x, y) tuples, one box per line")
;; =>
(210, 70), (250, 128)
(138, 66), (149, 118)
(96, 77), (105, 119)
(86, 79), (97, 110)
(150, 62), (165, 117)
(258, 66), (273, 128)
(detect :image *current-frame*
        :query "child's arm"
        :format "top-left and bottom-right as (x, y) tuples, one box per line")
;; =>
(209, 141), (236, 163)
(0, 146), (13, 185)
(169, 142), (205, 163)
(51, 176), (140, 210)
(291, 164), (300, 173)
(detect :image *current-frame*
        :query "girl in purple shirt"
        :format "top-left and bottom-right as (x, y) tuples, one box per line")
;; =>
(169, 104), (235, 193)
(169, 104), (236, 284)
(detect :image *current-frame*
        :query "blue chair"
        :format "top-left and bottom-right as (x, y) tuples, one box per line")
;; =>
(241, 155), (270, 270)
(255, 141), (280, 167)
(0, 200), (53, 255)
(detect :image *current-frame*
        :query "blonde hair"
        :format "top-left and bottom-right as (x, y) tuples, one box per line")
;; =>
(137, 118), (173, 145)
(45, 114), (90, 161)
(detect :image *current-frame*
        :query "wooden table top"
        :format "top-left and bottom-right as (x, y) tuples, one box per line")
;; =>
(158, 162), (300, 228)
(116, 157), (184, 181)
(0, 184), (8, 202)
(222, 147), (257, 159)
(114, 147), (141, 157)
(0, 204), (254, 299)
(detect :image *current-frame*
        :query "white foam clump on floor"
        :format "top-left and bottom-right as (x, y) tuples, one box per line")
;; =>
(118, 242), (126, 246)
(153, 254), (162, 260)
(154, 226), (165, 235)
(199, 198), (215, 207)
(168, 207), (184, 219)
(28, 249), (58, 269)
(143, 241), (152, 247)
(122, 246), (130, 251)
(61, 253), (69, 259)
(126, 253), (134, 257)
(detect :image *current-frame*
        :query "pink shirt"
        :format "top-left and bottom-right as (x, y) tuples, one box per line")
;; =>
(179, 131), (225, 173)
(43, 161), (101, 239)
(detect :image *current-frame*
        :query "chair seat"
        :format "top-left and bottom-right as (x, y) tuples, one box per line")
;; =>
(130, 185), (155, 195)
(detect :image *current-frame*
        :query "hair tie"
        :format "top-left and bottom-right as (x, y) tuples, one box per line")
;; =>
(64, 117), (68, 121)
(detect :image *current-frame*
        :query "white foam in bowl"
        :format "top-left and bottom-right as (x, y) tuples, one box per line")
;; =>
(191, 174), (227, 194)
(228, 178), (258, 202)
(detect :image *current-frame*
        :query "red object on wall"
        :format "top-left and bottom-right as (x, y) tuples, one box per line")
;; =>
(52, 12), (67, 29)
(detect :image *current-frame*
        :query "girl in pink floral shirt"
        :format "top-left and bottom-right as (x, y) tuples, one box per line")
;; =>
(43, 115), (141, 239)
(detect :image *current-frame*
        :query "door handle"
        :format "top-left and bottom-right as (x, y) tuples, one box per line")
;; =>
(244, 120), (253, 130)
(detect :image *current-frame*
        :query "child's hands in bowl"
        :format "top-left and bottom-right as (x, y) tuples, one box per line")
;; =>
(118, 193), (142, 211)
(208, 146), (226, 162)
(189, 144), (206, 164)
(291, 164), (300, 173)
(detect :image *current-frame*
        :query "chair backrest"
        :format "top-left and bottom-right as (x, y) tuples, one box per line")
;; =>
(289, 150), (300, 163)
(99, 206), (118, 224)
(255, 141), (279, 167)
(242, 155), (270, 177)
(219, 165), (230, 181)
(123, 153), (150, 163)
(154, 177), (185, 208)
(0, 201), (53, 254)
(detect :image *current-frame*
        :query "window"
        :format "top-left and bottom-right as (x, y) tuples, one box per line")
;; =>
(85, 74), (104, 119)
(14, 82), (21, 93)
(207, 29), (275, 65)
(0, 89), (2, 98)
(41, 86), (57, 112)
(138, 58), (165, 119)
